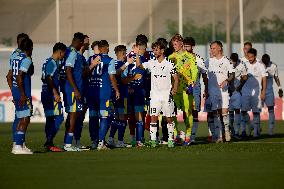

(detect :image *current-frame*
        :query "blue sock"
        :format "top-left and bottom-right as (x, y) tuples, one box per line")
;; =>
(65, 132), (74, 145)
(118, 120), (127, 141)
(109, 118), (118, 138)
(12, 116), (19, 142)
(74, 113), (84, 141)
(136, 121), (144, 142)
(45, 117), (55, 143)
(99, 117), (109, 141)
(55, 114), (64, 132)
(15, 131), (25, 145)
(89, 116), (99, 142)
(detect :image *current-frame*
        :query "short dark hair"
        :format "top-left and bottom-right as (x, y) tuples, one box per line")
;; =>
(156, 38), (168, 48)
(19, 37), (33, 52)
(73, 32), (85, 43)
(151, 41), (166, 51)
(53, 42), (67, 53)
(248, 48), (257, 56)
(262, 54), (270, 62)
(211, 40), (223, 48)
(244, 41), (252, 47)
(136, 34), (148, 46)
(17, 33), (29, 45)
(183, 37), (195, 46)
(98, 40), (109, 48)
(91, 41), (100, 50)
(230, 53), (239, 62)
(114, 45), (127, 54)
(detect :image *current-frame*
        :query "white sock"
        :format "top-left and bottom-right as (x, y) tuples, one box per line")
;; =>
(208, 116), (214, 137)
(222, 114), (230, 133)
(167, 122), (174, 141)
(150, 123), (158, 141)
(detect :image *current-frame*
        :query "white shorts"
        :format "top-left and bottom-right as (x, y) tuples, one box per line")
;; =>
(193, 86), (201, 112)
(210, 92), (230, 111)
(241, 95), (262, 112)
(150, 97), (175, 118)
(263, 91), (275, 107)
(229, 91), (241, 111)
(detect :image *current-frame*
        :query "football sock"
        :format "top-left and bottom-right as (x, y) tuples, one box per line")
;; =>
(150, 123), (158, 141)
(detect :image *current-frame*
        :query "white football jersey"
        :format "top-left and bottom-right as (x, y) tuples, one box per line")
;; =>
(233, 60), (247, 88)
(195, 54), (207, 87)
(208, 56), (234, 94)
(265, 61), (278, 93)
(241, 60), (267, 96)
(143, 58), (176, 100)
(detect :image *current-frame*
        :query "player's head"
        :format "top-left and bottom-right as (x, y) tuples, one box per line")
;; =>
(136, 34), (148, 54)
(151, 41), (166, 59)
(243, 41), (252, 57)
(171, 34), (183, 52)
(53, 42), (67, 60)
(91, 41), (100, 54)
(210, 40), (223, 57)
(183, 37), (195, 53)
(72, 32), (85, 51)
(82, 35), (90, 51)
(156, 38), (168, 48)
(98, 40), (109, 54)
(17, 33), (29, 49)
(114, 45), (127, 60)
(247, 48), (257, 64)
(261, 53), (270, 66)
(230, 53), (239, 65)
(19, 37), (33, 57)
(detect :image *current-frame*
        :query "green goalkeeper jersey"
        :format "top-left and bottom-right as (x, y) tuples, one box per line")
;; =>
(168, 51), (198, 93)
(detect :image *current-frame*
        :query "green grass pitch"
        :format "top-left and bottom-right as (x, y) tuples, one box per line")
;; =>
(1, 121), (284, 189)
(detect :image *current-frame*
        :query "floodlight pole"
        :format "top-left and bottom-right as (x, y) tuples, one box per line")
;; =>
(117, 0), (122, 44)
(239, 0), (244, 56)
(226, 0), (231, 55)
(56, 0), (60, 42)
(149, 0), (153, 43)
(178, 0), (183, 36)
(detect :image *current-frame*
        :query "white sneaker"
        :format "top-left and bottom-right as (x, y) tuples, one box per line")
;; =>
(107, 137), (115, 147)
(12, 145), (33, 155)
(23, 143), (32, 152)
(97, 141), (109, 151)
(115, 141), (127, 148)
(63, 145), (81, 152)
(160, 141), (168, 145)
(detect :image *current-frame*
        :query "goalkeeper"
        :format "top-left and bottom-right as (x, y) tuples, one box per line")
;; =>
(168, 34), (198, 146)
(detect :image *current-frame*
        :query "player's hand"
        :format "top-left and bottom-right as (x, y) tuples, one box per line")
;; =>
(219, 80), (228, 89)
(54, 92), (61, 103)
(90, 56), (101, 69)
(260, 90), (266, 101)
(115, 90), (120, 100)
(74, 90), (82, 101)
(127, 56), (134, 64)
(171, 87), (177, 96)
(133, 73), (142, 80)
(19, 95), (27, 107)
(279, 88), (283, 98)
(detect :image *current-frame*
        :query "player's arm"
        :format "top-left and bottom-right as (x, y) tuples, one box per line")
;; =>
(171, 73), (178, 95)
(236, 74), (248, 92)
(273, 65), (283, 97)
(261, 76), (267, 101)
(65, 52), (81, 100)
(109, 59), (120, 100)
(190, 57), (199, 85)
(6, 70), (13, 91)
(46, 76), (61, 103)
(202, 72), (209, 98)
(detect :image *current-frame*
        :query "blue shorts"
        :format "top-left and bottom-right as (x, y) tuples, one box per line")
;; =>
(64, 91), (83, 113)
(127, 89), (145, 113)
(88, 95), (110, 117)
(41, 92), (63, 117)
(12, 94), (33, 118)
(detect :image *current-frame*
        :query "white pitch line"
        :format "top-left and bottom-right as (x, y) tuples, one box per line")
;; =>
(232, 141), (284, 144)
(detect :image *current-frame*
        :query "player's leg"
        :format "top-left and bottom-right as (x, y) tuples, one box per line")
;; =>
(222, 92), (231, 142)
(190, 87), (201, 143)
(252, 96), (262, 137)
(211, 95), (223, 142)
(163, 98), (176, 148)
(265, 92), (275, 135)
(182, 91), (193, 145)
(149, 99), (161, 147)
(98, 99), (111, 150)
(233, 109), (241, 139)
(115, 97), (128, 148)
(241, 95), (251, 137)
(204, 98), (214, 142)
(74, 105), (88, 149)
(134, 92), (145, 147)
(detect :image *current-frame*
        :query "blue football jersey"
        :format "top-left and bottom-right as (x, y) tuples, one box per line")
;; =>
(11, 52), (33, 97)
(88, 54), (116, 99)
(9, 48), (22, 70)
(64, 47), (83, 93)
(41, 57), (60, 93)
